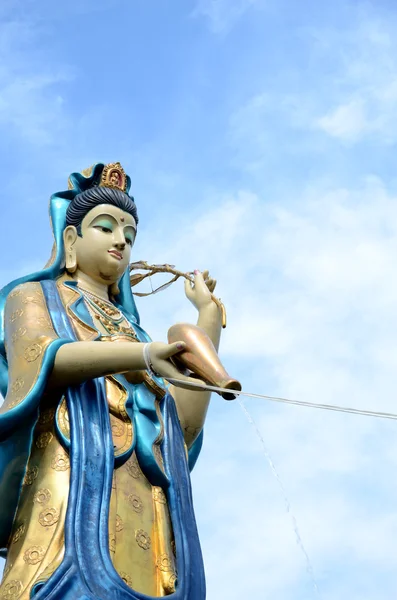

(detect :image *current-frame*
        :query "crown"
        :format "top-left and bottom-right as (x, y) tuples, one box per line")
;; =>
(67, 162), (129, 193)
(99, 162), (127, 192)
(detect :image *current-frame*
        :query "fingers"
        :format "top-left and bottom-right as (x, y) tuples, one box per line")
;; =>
(165, 363), (201, 384)
(184, 269), (217, 306)
(155, 341), (186, 360)
(184, 278), (194, 300)
(193, 270), (210, 295)
(149, 342), (207, 389)
(154, 355), (205, 387)
(206, 278), (216, 293)
(197, 270), (216, 291)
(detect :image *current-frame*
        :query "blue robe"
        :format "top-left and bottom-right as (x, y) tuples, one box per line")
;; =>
(0, 279), (205, 600)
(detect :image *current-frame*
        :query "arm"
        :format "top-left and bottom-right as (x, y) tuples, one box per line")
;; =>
(49, 341), (147, 388)
(49, 341), (196, 390)
(171, 271), (223, 448)
(1, 281), (201, 414)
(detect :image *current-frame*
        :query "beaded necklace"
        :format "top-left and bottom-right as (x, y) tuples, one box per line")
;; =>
(77, 285), (138, 339)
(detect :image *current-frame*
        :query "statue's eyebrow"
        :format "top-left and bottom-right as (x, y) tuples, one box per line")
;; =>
(123, 224), (137, 234)
(87, 212), (136, 230)
(87, 212), (118, 227)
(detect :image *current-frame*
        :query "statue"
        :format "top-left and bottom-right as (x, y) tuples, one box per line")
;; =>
(0, 163), (226, 600)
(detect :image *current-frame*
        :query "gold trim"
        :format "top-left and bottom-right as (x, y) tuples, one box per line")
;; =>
(56, 398), (70, 440)
(153, 487), (166, 505)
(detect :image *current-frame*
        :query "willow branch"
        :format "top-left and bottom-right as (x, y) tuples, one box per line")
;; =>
(129, 261), (227, 328)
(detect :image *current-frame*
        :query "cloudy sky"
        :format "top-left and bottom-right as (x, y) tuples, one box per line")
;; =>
(2, 0), (397, 598)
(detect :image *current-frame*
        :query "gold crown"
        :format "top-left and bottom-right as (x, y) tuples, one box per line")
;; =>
(99, 162), (127, 192)
(68, 162), (128, 192)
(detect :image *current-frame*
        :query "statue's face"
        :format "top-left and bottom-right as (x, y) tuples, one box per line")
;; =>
(66, 204), (136, 284)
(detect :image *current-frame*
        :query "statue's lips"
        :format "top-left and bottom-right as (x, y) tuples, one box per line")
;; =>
(108, 250), (123, 260)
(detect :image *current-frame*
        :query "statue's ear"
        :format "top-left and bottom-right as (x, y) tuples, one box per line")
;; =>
(63, 226), (78, 274)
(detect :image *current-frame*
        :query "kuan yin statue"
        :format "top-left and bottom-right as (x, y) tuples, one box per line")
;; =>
(0, 162), (238, 600)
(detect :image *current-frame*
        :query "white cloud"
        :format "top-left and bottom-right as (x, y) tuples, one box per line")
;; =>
(134, 174), (397, 598)
(316, 98), (368, 142)
(2, 176), (397, 596)
(312, 15), (397, 143)
(3, 3), (397, 596)
(229, 7), (397, 159)
(0, 16), (73, 145)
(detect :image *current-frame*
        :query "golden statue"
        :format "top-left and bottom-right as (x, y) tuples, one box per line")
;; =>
(0, 163), (228, 600)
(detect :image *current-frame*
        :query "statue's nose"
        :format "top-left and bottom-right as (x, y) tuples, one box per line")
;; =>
(113, 229), (126, 249)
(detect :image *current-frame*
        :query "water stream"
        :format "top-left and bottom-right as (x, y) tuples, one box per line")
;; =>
(238, 398), (321, 598)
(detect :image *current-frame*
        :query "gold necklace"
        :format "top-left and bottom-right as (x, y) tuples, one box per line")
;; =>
(78, 285), (138, 339)
(77, 285), (123, 322)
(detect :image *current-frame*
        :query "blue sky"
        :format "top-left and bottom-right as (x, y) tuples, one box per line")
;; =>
(2, 0), (397, 598)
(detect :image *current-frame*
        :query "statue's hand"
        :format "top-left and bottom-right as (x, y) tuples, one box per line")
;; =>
(184, 270), (217, 312)
(148, 341), (206, 390)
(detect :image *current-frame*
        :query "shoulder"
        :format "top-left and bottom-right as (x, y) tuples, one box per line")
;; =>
(5, 282), (44, 308)
(6, 281), (43, 298)
(4, 280), (57, 342)
(4, 282), (50, 325)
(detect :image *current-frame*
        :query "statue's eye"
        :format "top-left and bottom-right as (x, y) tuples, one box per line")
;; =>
(94, 220), (114, 234)
(125, 236), (133, 246)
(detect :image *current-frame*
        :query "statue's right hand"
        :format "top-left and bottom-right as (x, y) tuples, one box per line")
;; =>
(147, 342), (206, 389)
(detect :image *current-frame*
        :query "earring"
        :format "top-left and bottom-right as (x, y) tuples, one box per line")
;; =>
(65, 248), (77, 273)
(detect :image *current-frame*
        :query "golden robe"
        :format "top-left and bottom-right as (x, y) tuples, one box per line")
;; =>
(0, 276), (178, 599)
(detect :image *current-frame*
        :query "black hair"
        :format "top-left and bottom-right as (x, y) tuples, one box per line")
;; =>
(65, 186), (139, 235)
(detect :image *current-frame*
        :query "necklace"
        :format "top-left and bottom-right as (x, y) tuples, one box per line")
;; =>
(77, 285), (138, 340)
(77, 285), (124, 322)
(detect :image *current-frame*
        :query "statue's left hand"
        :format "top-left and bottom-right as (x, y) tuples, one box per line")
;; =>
(184, 270), (217, 312)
